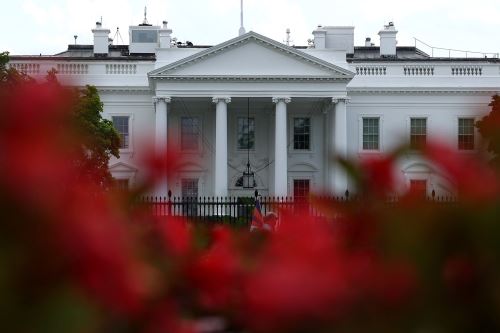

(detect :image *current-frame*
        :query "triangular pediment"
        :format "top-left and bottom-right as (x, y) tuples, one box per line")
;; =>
(149, 31), (354, 80)
(109, 162), (138, 173)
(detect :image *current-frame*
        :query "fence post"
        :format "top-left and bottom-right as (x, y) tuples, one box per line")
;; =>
(167, 190), (172, 216)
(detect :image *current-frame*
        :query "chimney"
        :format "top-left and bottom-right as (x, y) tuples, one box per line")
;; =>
(378, 21), (397, 57)
(312, 25), (326, 49)
(159, 21), (173, 48)
(92, 21), (111, 55)
(365, 37), (371, 47)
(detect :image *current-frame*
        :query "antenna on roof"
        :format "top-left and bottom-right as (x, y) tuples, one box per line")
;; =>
(100, 16), (103, 24)
(113, 27), (124, 45)
(74, 35), (78, 45)
(143, 6), (148, 25)
(238, 0), (246, 36)
(284, 28), (293, 46)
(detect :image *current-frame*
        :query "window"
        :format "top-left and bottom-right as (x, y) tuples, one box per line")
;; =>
(131, 30), (158, 43)
(181, 178), (199, 216)
(237, 117), (255, 150)
(181, 178), (199, 198)
(293, 118), (311, 150)
(362, 117), (379, 150)
(181, 117), (200, 151)
(409, 179), (427, 198)
(293, 179), (310, 201)
(458, 118), (475, 150)
(410, 118), (427, 150)
(112, 116), (129, 149)
(113, 178), (129, 191)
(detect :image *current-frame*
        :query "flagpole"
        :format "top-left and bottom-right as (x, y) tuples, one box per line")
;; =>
(239, 0), (246, 36)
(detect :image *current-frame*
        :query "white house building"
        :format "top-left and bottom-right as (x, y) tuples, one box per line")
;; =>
(8, 17), (500, 199)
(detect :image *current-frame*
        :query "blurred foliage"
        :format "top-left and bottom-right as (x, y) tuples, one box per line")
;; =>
(0, 51), (120, 187)
(477, 94), (500, 168)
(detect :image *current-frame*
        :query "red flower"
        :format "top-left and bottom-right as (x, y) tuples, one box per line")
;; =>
(59, 186), (150, 315)
(424, 141), (499, 202)
(187, 227), (243, 311)
(155, 216), (193, 258)
(242, 215), (354, 332)
(360, 155), (396, 196)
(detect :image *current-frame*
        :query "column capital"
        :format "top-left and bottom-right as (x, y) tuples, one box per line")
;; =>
(332, 97), (350, 104)
(272, 97), (291, 104)
(153, 96), (171, 104)
(212, 97), (231, 104)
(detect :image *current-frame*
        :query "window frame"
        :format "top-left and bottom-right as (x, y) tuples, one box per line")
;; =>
(180, 116), (202, 152)
(409, 179), (428, 198)
(292, 116), (312, 152)
(457, 117), (476, 151)
(236, 116), (256, 151)
(113, 178), (130, 191)
(359, 115), (382, 153)
(110, 114), (134, 153)
(293, 178), (311, 201)
(409, 117), (428, 150)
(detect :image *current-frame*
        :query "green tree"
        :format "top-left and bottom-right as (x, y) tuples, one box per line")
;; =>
(0, 51), (33, 86)
(1, 51), (121, 187)
(71, 85), (121, 187)
(476, 94), (500, 167)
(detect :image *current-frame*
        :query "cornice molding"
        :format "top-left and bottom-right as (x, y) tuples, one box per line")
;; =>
(347, 89), (500, 95)
(154, 75), (350, 82)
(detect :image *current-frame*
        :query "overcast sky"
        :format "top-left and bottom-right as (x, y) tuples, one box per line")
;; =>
(2, 0), (499, 57)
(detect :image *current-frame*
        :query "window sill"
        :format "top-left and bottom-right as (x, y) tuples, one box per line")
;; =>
(358, 149), (382, 155)
(289, 149), (314, 154)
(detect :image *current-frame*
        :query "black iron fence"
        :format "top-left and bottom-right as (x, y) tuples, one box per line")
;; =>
(136, 194), (457, 226)
(138, 195), (335, 226)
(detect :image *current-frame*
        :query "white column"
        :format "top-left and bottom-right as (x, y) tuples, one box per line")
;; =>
(272, 97), (291, 197)
(154, 96), (171, 197)
(213, 97), (231, 197)
(331, 97), (349, 196)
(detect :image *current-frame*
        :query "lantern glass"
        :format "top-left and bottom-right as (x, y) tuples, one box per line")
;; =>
(242, 171), (254, 189)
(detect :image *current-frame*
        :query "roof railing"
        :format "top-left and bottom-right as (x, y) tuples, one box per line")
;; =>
(414, 38), (499, 59)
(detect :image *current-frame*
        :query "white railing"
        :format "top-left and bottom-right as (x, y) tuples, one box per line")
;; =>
(106, 64), (137, 74)
(9, 63), (40, 75)
(451, 66), (482, 76)
(356, 66), (387, 76)
(404, 65), (434, 76)
(56, 63), (89, 75)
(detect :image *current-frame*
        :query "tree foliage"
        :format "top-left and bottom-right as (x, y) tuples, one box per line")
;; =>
(1, 51), (121, 187)
(71, 85), (121, 186)
(477, 94), (500, 167)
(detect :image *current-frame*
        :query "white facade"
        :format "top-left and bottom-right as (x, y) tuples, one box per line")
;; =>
(9, 21), (500, 198)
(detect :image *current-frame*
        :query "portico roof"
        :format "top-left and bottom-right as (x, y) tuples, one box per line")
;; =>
(149, 31), (354, 81)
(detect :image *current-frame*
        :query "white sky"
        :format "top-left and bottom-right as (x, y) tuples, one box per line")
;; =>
(1, 0), (500, 57)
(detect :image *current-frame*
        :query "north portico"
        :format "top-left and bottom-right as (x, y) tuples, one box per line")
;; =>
(148, 32), (354, 197)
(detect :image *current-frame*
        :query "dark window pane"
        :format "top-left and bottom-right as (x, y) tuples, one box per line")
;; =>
(237, 117), (255, 150)
(293, 118), (311, 150)
(458, 118), (475, 150)
(410, 118), (427, 150)
(181, 117), (200, 151)
(362, 118), (379, 150)
(112, 116), (129, 149)
(293, 179), (310, 201)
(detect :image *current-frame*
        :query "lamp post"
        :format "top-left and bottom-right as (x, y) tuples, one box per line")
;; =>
(242, 98), (255, 189)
